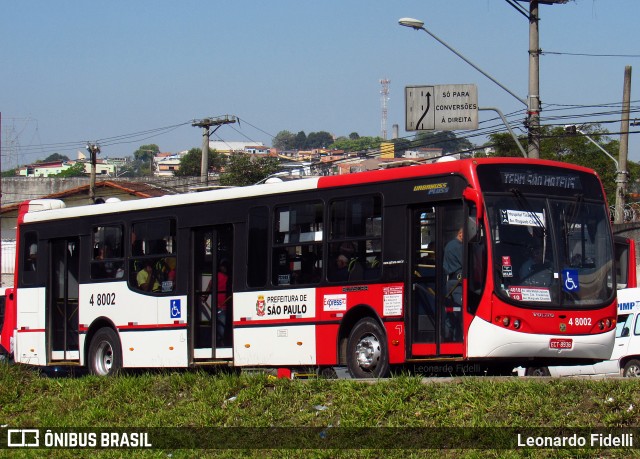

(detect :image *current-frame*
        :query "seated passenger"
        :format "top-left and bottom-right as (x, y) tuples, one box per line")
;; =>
(137, 261), (161, 292)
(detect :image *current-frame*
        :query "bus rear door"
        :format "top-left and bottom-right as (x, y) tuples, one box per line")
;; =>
(48, 237), (80, 362)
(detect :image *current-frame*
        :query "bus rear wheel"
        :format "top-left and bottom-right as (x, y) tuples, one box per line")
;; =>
(347, 318), (389, 378)
(88, 328), (122, 376)
(623, 359), (640, 377)
(525, 366), (550, 377)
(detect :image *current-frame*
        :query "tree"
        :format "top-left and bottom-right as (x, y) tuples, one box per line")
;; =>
(219, 154), (281, 187)
(294, 131), (307, 150)
(391, 138), (412, 157)
(175, 148), (226, 177)
(130, 144), (160, 176)
(2, 168), (19, 177)
(44, 153), (70, 162)
(133, 144), (160, 162)
(329, 136), (383, 153)
(272, 130), (297, 151)
(53, 162), (86, 178)
(349, 132), (360, 140)
(306, 131), (333, 149)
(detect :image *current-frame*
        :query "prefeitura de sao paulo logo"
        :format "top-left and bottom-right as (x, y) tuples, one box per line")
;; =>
(256, 295), (266, 316)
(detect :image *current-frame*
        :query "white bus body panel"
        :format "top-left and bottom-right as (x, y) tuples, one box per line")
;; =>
(467, 315), (615, 360)
(233, 289), (317, 366)
(79, 282), (189, 368)
(15, 287), (46, 365)
(233, 325), (316, 366)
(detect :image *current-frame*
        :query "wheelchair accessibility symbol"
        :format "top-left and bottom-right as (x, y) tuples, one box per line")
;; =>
(562, 269), (580, 293)
(170, 299), (181, 319)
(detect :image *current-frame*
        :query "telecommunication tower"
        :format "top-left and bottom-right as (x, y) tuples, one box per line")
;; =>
(380, 79), (390, 140)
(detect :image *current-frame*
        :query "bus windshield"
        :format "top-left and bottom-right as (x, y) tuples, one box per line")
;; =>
(479, 165), (614, 308)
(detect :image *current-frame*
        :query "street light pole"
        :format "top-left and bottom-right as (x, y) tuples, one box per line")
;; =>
(399, 18), (529, 157)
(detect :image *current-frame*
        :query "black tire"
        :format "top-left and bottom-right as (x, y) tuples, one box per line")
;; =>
(346, 318), (389, 378)
(525, 366), (551, 377)
(88, 327), (122, 376)
(623, 359), (640, 377)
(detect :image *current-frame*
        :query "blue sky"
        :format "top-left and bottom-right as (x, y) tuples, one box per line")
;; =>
(2, 0), (639, 168)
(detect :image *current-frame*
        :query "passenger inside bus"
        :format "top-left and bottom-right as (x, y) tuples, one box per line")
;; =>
(443, 227), (463, 342)
(202, 260), (231, 346)
(137, 261), (161, 292)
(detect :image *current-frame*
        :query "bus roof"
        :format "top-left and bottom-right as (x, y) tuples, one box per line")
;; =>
(20, 157), (599, 224)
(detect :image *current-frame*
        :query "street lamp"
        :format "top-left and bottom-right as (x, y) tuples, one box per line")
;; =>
(564, 125), (618, 168)
(398, 18), (527, 108)
(399, 17), (529, 157)
(399, 15), (544, 158)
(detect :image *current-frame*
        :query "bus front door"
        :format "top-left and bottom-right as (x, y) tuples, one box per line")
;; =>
(410, 206), (464, 358)
(48, 237), (80, 362)
(192, 225), (233, 361)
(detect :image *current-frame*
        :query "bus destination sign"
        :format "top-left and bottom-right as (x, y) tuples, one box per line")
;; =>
(500, 171), (582, 190)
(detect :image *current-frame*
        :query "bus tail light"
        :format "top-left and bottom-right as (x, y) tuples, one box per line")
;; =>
(496, 315), (523, 330)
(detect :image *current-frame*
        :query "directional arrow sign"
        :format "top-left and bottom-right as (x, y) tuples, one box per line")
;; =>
(405, 86), (435, 131)
(405, 84), (478, 131)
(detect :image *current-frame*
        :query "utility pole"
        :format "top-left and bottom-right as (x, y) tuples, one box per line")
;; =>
(615, 66), (632, 224)
(86, 142), (101, 202)
(527, 0), (541, 159)
(191, 115), (237, 185)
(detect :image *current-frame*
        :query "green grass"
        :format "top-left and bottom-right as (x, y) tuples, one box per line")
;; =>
(1, 363), (639, 458)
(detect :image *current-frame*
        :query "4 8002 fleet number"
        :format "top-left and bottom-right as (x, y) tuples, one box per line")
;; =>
(89, 293), (116, 306)
(568, 317), (591, 326)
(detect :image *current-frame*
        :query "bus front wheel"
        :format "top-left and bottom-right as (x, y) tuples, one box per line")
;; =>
(88, 327), (122, 376)
(623, 359), (640, 377)
(346, 318), (389, 378)
(525, 366), (551, 377)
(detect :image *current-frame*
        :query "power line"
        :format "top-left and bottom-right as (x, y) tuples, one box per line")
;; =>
(543, 51), (640, 58)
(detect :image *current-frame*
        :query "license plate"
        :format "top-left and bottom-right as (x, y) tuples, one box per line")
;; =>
(549, 338), (573, 350)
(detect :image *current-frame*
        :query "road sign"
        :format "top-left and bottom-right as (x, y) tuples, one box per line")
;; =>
(405, 84), (478, 131)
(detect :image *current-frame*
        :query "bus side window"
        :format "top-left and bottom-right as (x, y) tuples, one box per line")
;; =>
(272, 202), (323, 286)
(328, 195), (382, 283)
(21, 232), (39, 286)
(91, 225), (124, 280)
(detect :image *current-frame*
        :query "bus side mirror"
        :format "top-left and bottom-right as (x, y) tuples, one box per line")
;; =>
(463, 187), (484, 221)
(621, 327), (630, 338)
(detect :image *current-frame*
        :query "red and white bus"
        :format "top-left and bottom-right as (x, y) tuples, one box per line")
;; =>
(0, 158), (619, 377)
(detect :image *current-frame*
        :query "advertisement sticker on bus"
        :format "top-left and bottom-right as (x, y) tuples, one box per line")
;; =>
(500, 209), (545, 227)
(323, 294), (347, 312)
(383, 286), (403, 316)
(508, 286), (551, 302)
(236, 289), (316, 321)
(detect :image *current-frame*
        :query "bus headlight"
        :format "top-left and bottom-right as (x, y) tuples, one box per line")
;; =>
(598, 320), (604, 330)
(502, 317), (510, 327)
(513, 319), (521, 329)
